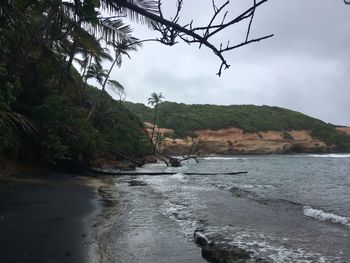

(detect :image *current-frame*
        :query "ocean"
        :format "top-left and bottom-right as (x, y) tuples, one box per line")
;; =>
(100, 154), (350, 262)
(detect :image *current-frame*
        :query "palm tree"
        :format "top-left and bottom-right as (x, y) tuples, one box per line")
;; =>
(74, 36), (112, 80)
(108, 80), (125, 103)
(86, 37), (141, 121)
(86, 63), (108, 86)
(148, 92), (164, 153)
(85, 63), (109, 121)
(101, 37), (141, 94)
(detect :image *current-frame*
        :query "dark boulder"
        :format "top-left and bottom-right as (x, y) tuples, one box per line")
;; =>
(194, 230), (209, 247)
(255, 258), (273, 263)
(202, 243), (252, 263)
(128, 180), (147, 186)
(169, 157), (182, 167)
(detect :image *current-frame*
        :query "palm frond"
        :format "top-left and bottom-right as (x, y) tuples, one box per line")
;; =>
(107, 79), (124, 91)
(148, 92), (164, 106)
(86, 63), (108, 85)
(107, 37), (141, 66)
(101, 0), (159, 27)
(74, 56), (89, 71)
(0, 104), (37, 135)
(92, 17), (133, 42)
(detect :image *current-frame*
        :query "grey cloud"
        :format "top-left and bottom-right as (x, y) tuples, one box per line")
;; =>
(107, 0), (350, 126)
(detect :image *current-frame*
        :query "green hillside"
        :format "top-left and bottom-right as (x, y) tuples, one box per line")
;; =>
(0, 62), (151, 171)
(124, 101), (350, 146)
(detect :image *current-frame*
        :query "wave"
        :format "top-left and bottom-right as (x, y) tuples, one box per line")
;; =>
(303, 206), (350, 227)
(229, 187), (302, 208)
(228, 187), (350, 228)
(172, 173), (185, 180)
(305, 154), (350, 158)
(203, 156), (249, 160)
(202, 226), (332, 262)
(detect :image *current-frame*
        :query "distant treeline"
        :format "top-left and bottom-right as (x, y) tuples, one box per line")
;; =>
(124, 101), (350, 146)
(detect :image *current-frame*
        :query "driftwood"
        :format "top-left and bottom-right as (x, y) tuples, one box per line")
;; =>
(167, 155), (199, 167)
(120, 171), (247, 176)
(152, 154), (199, 167)
(88, 167), (120, 175)
(89, 168), (248, 175)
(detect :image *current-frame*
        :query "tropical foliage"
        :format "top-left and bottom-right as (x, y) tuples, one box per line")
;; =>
(0, 0), (154, 169)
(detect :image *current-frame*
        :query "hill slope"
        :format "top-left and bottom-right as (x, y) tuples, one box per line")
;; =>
(124, 101), (350, 154)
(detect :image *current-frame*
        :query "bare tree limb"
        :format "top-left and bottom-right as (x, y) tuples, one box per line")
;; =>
(205, 0), (269, 38)
(221, 34), (274, 53)
(113, 0), (273, 76)
(246, 0), (256, 42)
(204, 0), (229, 38)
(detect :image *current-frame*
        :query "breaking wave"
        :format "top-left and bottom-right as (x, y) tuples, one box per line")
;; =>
(303, 206), (350, 227)
(202, 156), (250, 160)
(305, 154), (350, 158)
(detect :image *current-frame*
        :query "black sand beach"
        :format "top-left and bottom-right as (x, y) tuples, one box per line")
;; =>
(0, 174), (102, 263)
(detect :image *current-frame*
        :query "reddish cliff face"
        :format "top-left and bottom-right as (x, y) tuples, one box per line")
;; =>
(145, 123), (334, 155)
(336, 127), (350, 136)
(195, 129), (327, 154)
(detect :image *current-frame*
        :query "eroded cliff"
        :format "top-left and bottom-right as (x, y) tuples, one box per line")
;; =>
(145, 122), (347, 155)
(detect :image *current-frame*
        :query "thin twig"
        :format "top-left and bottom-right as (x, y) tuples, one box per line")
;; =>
(245, 0), (256, 42)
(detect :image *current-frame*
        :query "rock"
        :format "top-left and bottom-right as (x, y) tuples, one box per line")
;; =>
(97, 186), (118, 206)
(143, 155), (158, 163)
(128, 180), (147, 186)
(202, 243), (252, 263)
(255, 258), (273, 263)
(169, 157), (182, 167)
(194, 230), (209, 247)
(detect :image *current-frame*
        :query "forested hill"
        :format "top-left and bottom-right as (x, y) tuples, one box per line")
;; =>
(1, 1), (154, 172)
(124, 101), (350, 146)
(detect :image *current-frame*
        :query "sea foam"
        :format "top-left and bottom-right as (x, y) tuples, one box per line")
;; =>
(203, 156), (249, 160)
(303, 206), (350, 227)
(306, 154), (350, 158)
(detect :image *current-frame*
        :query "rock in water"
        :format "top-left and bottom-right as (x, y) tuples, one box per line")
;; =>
(169, 157), (182, 167)
(202, 243), (252, 263)
(194, 230), (209, 247)
(128, 180), (147, 186)
(255, 258), (273, 263)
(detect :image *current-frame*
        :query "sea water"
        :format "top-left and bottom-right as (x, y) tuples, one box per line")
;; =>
(103, 154), (350, 263)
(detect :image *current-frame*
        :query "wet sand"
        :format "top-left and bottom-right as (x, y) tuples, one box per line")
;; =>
(0, 173), (104, 263)
(97, 175), (206, 263)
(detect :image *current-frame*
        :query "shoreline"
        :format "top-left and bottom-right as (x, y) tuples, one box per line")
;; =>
(0, 172), (108, 263)
(1, 153), (349, 263)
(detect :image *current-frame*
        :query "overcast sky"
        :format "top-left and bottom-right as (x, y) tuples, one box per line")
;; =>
(106, 0), (350, 126)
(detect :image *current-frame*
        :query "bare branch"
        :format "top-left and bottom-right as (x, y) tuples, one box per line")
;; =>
(205, 0), (229, 38)
(199, 0), (229, 49)
(245, 0), (256, 42)
(206, 0), (269, 38)
(220, 34), (274, 53)
(113, 0), (272, 76)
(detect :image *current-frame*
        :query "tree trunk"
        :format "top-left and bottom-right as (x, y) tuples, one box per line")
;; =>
(101, 58), (117, 92)
(86, 58), (117, 123)
(66, 41), (77, 74)
(150, 105), (158, 154)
